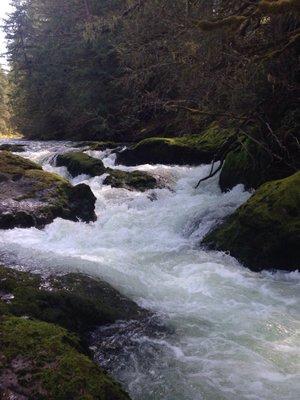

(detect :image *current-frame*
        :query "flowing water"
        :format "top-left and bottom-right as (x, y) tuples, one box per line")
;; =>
(0, 140), (299, 400)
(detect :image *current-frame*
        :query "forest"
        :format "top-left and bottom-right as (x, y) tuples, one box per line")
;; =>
(0, 1), (299, 400)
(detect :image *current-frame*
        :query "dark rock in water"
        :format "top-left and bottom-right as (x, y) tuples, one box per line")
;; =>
(56, 151), (160, 191)
(203, 172), (300, 272)
(104, 169), (158, 191)
(219, 138), (297, 191)
(56, 151), (106, 177)
(117, 123), (235, 166)
(0, 265), (145, 335)
(0, 143), (25, 152)
(0, 264), (146, 399)
(0, 151), (96, 229)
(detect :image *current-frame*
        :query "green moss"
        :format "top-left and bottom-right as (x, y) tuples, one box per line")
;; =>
(0, 152), (96, 227)
(117, 123), (235, 165)
(56, 152), (106, 177)
(219, 139), (295, 191)
(0, 266), (143, 334)
(104, 169), (157, 191)
(203, 172), (300, 271)
(0, 150), (42, 174)
(0, 316), (130, 400)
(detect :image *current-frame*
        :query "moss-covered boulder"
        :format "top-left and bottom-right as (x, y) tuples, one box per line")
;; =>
(0, 143), (25, 152)
(219, 139), (296, 191)
(117, 123), (235, 166)
(56, 152), (106, 177)
(0, 266), (144, 336)
(0, 151), (96, 229)
(0, 316), (130, 400)
(203, 172), (300, 271)
(104, 169), (158, 191)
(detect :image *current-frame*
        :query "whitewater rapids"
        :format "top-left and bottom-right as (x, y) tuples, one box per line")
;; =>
(0, 141), (299, 400)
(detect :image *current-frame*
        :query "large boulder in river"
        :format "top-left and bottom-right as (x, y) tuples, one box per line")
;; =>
(56, 151), (106, 177)
(0, 151), (96, 229)
(0, 265), (144, 399)
(202, 172), (300, 272)
(117, 123), (235, 166)
(219, 138), (297, 191)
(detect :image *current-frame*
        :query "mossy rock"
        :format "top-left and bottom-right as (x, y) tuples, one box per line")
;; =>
(117, 123), (235, 166)
(0, 151), (96, 229)
(104, 169), (158, 191)
(0, 266), (145, 336)
(203, 172), (300, 271)
(219, 139), (296, 191)
(0, 316), (130, 400)
(56, 152), (106, 177)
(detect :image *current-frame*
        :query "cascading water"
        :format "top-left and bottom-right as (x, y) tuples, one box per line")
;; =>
(0, 140), (299, 400)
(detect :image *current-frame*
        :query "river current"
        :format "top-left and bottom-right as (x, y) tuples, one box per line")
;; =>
(0, 140), (299, 400)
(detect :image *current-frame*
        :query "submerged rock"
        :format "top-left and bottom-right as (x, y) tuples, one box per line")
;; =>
(0, 151), (96, 229)
(73, 141), (123, 150)
(0, 316), (130, 400)
(0, 143), (25, 152)
(117, 123), (235, 166)
(203, 172), (300, 271)
(56, 151), (106, 177)
(104, 169), (158, 191)
(219, 139), (297, 191)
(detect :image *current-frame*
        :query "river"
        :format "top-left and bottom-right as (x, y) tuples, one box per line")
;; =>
(0, 140), (299, 400)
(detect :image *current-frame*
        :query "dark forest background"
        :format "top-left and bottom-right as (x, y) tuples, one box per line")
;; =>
(0, 0), (299, 155)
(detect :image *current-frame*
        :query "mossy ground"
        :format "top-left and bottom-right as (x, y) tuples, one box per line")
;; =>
(117, 123), (235, 166)
(203, 172), (300, 271)
(0, 316), (130, 400)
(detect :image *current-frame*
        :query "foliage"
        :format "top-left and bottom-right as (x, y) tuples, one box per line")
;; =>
(3, 0), (299, 165)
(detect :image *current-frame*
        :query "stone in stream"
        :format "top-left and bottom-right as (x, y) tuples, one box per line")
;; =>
(219, 138), (298, 192)
(56, 151), (160, 191)
(0, 264), (142, 399)
(202, 172), (300, 272)
(116, 122), (235, 166)
(0, 143), (26, 152)
(0, 151), (97, 229)
(56, 151), (107, 177)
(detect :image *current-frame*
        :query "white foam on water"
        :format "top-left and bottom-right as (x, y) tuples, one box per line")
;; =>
(0, 141), (299, 400)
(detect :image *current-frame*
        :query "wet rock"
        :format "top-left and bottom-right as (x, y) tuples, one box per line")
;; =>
(0, 265), (145, 336)
(0, 144), (25, 152)
(0, 316), (131, 400)
(104, 169), (158, 191)
(56, 151), (160, 191)
(219, 138), (297, 191)
(0, 151), (96, 229)
(117, 123), (235, 166)
(203, 172), (300, 271)
(56, 151), (106, 177)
